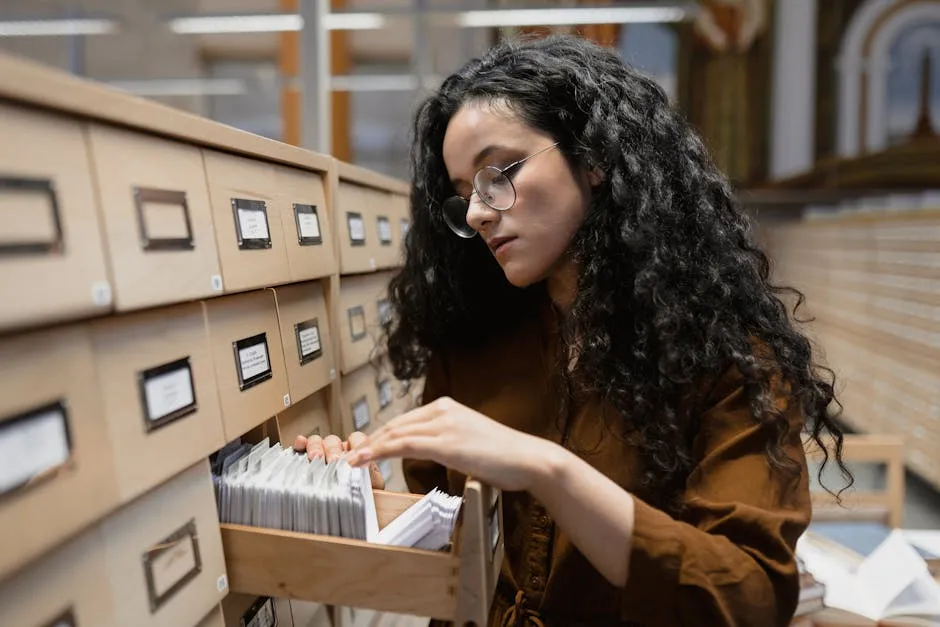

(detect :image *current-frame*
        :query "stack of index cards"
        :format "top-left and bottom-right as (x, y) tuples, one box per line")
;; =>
(211, 438), (461, 550)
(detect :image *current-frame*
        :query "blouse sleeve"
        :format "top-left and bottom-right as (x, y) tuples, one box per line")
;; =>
(620, 371), (812, 627)
(401, 352), (451, 495)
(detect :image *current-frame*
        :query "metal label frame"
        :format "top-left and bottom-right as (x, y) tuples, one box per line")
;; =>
(293, 203), (323, 246)
(233, 332), (273, 391)
(242, 595), (278, 627)
(143, 518), (202, 614)
(0, 175), (65, 256)
(351, 396), (370, 431)
(134, 187), (195, 251)
(232, 198), (273, 250)
(0, 400), (72, 500)
(137, 356), (198, 433)
(376, 215), (392, 246)
(346, 211), (366, 246)
(294, 317), (324, 366)
(347, 305), (367, 342)
(376, 298), (392, 327)
(377, 378), (393, 411)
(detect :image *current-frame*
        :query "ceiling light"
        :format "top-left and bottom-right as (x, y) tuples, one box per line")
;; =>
(456, 7), (689, 28)
(167, 12), (385, 34)
(169, 14), (302, 34)
(106, 78), (247, 97)
(0, 18), (117, 37)
(324, 12), (386, 30)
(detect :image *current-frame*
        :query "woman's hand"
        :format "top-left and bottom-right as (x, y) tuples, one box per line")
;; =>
(292, 431), (386, 490)
(344, 397), (557, 492)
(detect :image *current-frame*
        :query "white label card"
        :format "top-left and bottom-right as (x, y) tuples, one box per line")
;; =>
(353, 399), (370, 431)
(144, 365), (195, 422)
(299, 325), (321, 357)
(298, 211), (321, 239)
(378, 217), (392, 243)
(0, 403), (70, 495)
(400, 219), (410, 238)
(348, 214), (365, 242)
(238, 206), (270, 241)
(239, 342), (270, 381)
(378, 380), (393, 409)
(150, 535), (198, 599)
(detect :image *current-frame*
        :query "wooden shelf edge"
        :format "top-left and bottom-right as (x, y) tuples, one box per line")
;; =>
(0, 52), (333, 176)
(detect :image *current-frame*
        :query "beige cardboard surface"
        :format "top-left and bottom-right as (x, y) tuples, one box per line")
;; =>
(102, 460), (228, 627)
(203, 290), (290, 440)
(0, 102), (112, 332)
(90, 302), (226, 502)
(0, 325), (119, 581)
(87, 123), (223, 311)
(203, 150), (292, 293)
(271, 282), (335, 404)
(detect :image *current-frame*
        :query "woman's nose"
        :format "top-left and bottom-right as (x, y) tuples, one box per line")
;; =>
(465, 195), (501, 234)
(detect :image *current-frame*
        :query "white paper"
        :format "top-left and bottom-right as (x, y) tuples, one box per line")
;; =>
(378, 217), (392, 243)
(298, 211), (321, 239)
(798, 530), (940, 621)
(348, 215), (365, 242)
(239, 342), (270, 381)
(0, 406), (70, 494)
(904, 530), (940, 559)
(150, 536), (197, 598)
(352, 399), (370, 430)
(144, 365), (194, 421)
(238, 206), (270, 241)
(299, 325), (321, 357)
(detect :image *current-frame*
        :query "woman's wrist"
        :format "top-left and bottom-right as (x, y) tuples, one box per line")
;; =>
(524, 436), (572, 497)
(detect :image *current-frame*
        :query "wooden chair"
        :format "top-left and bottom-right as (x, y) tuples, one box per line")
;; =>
(805, 434), (905, 528)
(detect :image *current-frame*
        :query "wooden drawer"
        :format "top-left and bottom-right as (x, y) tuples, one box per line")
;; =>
(222, 593), (294, 627)
(87, 124), (223, 311)
(101, 459), (228, 627)
(0, 526), (115, 627)
(275, 164), (337, 282)
(204, 290), (290, 440)
(337, 183), (401, 274)
(271, 282), (335, 405)
(90, 302), (226, 503)
(341, 359), (404, 437)
(203, 150), (292, 293)
(391, 191), (411, 268)
(221, 481), (503, 626)
(0, 103), (112, 332)
(338, 272), (394, 374)
(0, 325), (119, 581)
(275, 388), (333, 447)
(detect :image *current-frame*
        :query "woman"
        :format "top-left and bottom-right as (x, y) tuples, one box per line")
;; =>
(297, 35), (850, 626)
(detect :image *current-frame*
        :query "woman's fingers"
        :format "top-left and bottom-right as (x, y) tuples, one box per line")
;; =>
(305, 435), (325, 460)
(323, 435), (344, 462)
(369, 463), (386, 490)
(347, 431), (369, 450)
(293, 435), (308, 454)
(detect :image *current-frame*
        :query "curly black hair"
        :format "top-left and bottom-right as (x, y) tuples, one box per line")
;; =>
(384, 34), (851, 508)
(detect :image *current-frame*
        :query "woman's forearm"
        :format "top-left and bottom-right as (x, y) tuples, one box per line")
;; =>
(526, 440), (636, 587)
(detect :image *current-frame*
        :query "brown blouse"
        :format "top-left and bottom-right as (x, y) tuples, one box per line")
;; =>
(403, 304), (812, 627)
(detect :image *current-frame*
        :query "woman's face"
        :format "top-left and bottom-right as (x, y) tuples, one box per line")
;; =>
(441, 101), (593, 288)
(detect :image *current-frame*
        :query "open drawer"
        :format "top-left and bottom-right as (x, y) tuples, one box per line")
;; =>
(221, 480), (503, 626)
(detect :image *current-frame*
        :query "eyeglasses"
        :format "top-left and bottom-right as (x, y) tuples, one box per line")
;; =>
(441, 142), (560, 238)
